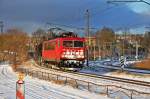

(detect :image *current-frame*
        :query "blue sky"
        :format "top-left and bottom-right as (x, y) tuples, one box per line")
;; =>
(0, 0), (150, 34)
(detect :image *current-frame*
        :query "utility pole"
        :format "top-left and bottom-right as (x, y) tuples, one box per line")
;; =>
(134, 34), (139, 60)
(135, 41), (138, 60)
(93, 37), (96, 60)
(98, 39), (101, 60)
(0, 21), (4, 33)
(85, 9), (90, 66)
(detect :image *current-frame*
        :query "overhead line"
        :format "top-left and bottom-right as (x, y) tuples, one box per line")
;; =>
(46, 22), (97, 30)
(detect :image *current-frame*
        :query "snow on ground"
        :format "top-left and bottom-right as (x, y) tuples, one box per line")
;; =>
(0, 63), (110, 99)
(22, 60), (150, 94)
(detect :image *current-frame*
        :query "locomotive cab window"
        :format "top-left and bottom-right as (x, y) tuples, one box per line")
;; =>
(63, 41), (73, 47)
(74, 41), (84, 47)
(63, 40), (84, 47)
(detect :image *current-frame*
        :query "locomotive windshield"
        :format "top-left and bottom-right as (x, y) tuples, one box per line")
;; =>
(63, 41), (73, 47)
(63, 41), (83, 47)
(74, 41), (83, 47)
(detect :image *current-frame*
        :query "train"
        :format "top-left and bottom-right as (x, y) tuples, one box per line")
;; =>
(41, 32), (86, 71)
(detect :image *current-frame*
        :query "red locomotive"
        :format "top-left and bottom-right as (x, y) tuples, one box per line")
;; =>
(42, 32), (86, 70)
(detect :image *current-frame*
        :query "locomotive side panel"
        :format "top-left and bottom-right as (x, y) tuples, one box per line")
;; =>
(42, 40), (57, 62)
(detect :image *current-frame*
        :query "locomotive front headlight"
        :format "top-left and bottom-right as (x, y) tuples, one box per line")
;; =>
(65, 55), (68, 57)
(66, 51), (70, 55)
(81, 56), (84, 58)
(63, 52), (66, 55)
(76, 52), (79, 55)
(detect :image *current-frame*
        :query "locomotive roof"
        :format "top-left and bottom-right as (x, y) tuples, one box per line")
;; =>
(44, 37), (85, 42)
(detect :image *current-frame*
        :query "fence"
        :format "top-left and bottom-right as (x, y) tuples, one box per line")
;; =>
(16, 68), (150, 99)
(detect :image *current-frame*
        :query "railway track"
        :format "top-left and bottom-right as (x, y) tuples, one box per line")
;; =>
(75, 72), (150, 87)
(30, 63), (150, 88)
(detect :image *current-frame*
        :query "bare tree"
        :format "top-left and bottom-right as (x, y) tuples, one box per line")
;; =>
(0, 28), (29, 69)
(31, 28), (46, 62)
(95, 27), (115, 58)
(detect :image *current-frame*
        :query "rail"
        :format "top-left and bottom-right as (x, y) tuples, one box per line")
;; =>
(34, 63), (150, 87)
(75, 72), (150, 87)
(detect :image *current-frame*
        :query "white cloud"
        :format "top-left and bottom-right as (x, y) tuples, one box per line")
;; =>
(127, 2), (150, 14)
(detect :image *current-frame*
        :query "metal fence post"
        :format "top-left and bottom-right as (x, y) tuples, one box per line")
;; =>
(131, 90), (133, 99)
(75, 79), (78, 88)
(46, 73), (48, 80)
(45, 72), (47, 80)
(57, 75), (58, 80)
(65, 77), (67, 84)
(88, 82), (90, 91)
(48, 73), (50, 81)
(36, 71), (38, 77)
(106, 85), (109, 97)
(42, 72), (43, 79)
